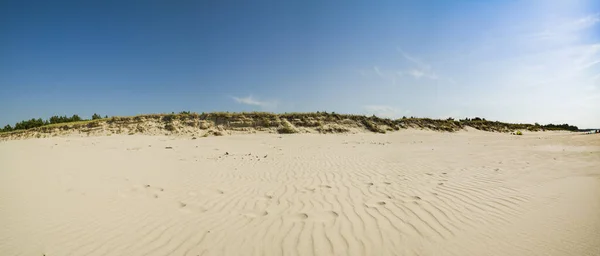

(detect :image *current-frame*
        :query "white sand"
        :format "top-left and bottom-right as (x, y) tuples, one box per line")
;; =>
(1, 129), (599, 256)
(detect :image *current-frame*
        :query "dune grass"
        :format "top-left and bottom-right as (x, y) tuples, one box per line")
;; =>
(0, 111), (580, 137)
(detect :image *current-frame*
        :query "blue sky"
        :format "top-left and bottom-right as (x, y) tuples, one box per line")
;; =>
(1, 1), (599, 128)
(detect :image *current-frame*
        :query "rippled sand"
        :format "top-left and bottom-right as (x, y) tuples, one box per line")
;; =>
(1, 129), (599, 255)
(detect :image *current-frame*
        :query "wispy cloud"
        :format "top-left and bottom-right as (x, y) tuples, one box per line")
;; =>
(531, 13), (600, 42)
(407, 69), (424, 79)
(356, 9), (597, 127)
(358, 66), (401, 85)
(359, 49), (444, 85)
(397, 48), (429, 69)
(397, 48), (440, 80)
(231, 95), (277, 109)
(571, 13), (600, 30)
(462, 12), (600, 127)
(373, 66), (384, 78)
(405, 68), (438, 80)
(364, 105), (409, 119)
(522, 15), (600, 86)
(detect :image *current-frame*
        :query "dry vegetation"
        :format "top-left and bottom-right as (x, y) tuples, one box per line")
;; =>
(0, 112), (579, 140)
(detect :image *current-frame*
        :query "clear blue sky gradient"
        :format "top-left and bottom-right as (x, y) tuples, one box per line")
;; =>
(2, 1), (600, 128)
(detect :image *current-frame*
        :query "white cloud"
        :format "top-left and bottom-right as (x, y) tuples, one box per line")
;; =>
(231, 95), (277, 109)
(360, 50), (443, 86)
(232, 95), (263, 106)
(397, 48), (441, 81)
(571, 13), (600, 30)
(461, 12), (600, 127)
(373, 66), (384, 78)
(364, 105), (410, 119)
(358, 66), (401, 85)
(530, 13), (600, 43)
(408, 69), (424, 79)
(356, 10), (599, 128)
(397, 48), (429, 69)
(406, 68), (438, 80)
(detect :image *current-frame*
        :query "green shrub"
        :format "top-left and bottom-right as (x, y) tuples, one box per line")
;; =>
(516, 130), (523, 135)
(164, 124), (176, 131)
(86, 121), (101, 128)
(277, 126), (297, 134)
(162, 115), (175, 123)
(361, 119), (385, 133)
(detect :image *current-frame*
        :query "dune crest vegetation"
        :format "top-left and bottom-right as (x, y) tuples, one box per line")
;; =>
(0, 111), (579, 140)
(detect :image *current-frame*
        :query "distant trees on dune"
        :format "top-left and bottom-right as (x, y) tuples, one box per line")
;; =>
(0, 114), (104, 133)
(540, 123), (579, 131)
(48, 114), (82, 124)
(3, 124), (13, 132)
(14, 118), (46, 130)
(458, 118), (578, 132)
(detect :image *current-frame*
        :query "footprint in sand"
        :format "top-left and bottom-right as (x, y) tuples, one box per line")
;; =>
(289, 213), (309, 221)
(139, 184), (165, 199)
(178, 202), (208, 213)
(365, 200), (388, 208)
(258, 194), (273, 200)
(243, 211), (269, 218)
(120, 184), (164, 199)
(288, 211), (338, 222)
(302, 187), (316, 193)
(311, 211), (339, 222)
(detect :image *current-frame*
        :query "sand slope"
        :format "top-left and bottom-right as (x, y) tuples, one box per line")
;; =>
(1, 130), (599, 255)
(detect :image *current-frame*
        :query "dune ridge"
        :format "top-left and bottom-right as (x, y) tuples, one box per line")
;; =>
(0, 112), (580, 141)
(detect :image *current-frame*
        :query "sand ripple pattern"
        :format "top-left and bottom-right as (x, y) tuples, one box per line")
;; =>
(1, 131), (599, 255)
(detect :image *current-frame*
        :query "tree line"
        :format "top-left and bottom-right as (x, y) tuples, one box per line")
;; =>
(459, 117), (578, 131)
(540, 123), (578, 131)
(1, 113), (107, 133)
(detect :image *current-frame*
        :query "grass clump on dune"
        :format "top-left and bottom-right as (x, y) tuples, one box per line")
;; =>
(362, 119), (386, 133)
(277, 119), (298, 134)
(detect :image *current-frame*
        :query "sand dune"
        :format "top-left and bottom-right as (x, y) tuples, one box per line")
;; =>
(1, 129), (599, 255)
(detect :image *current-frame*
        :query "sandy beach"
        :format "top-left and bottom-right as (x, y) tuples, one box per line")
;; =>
(1, 129), (599, 256)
